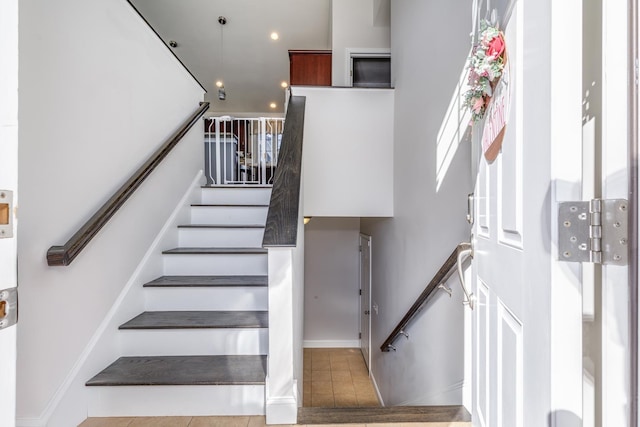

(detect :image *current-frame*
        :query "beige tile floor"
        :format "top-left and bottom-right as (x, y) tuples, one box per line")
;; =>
(303, 348), (380, 408)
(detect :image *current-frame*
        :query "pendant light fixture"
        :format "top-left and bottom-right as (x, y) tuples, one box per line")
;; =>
(217, 16), (227, 101)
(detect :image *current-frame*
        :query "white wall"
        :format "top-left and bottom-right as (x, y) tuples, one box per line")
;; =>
(0, 1), (19, 426)
(265, 190), (305, 424)
(360, 0), (473, 406)
(303, 218), (361, 347)
(17, 0), (205, 424)
(332, 0), (391, 86)
(292, 86), (394, 217)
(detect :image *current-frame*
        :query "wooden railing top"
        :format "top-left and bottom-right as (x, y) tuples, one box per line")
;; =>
(262, 96), (306, 247)
(380, 246), (460, 352)
(47, 102), (210, 266)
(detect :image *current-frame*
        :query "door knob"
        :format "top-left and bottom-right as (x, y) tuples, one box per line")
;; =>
(456, 242), (475, 309)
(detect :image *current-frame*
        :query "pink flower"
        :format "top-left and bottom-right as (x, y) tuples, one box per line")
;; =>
(487, 34), (505, 59)
(472, 97), (485, 113)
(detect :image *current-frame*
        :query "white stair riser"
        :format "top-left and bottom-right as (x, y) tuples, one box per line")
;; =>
(119, 329), (268, 356)
(191, 206), (268, 225)
(144, 287), (268, 311)
(178, 228), (265, 248)
(163, 254), (267, 275)
(87, 385), (265, 417)
(201, 188), (271, 205)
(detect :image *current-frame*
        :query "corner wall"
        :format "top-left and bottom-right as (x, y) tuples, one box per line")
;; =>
(331, 0), (390, 86)
(361, 0), (473, 406)
(17, 0), (205, 424)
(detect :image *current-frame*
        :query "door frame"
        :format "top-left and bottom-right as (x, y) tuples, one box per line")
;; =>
(345, 48), (391, 88)
(359, 233), (372, 371)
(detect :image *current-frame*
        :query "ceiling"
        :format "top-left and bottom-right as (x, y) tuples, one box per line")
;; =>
(130, 0), (332, 115)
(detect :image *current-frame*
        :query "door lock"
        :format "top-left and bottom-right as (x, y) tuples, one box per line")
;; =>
(0, 287), (18, 329)
(0, 190), (14, 238)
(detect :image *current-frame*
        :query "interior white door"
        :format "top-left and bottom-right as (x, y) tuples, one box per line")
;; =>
(471, 1), (584, 426)
(359, 234), (371, 370)
(0, 0), (19, 426)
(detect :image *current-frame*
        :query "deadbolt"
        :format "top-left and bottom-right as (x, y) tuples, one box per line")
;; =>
(0, 190), (14, 238)
(0, 287), (18, 329)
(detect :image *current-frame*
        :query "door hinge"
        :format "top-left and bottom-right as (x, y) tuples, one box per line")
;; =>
(359, 332), (362, 339)
(558, 199), (628, 265)
(359, 245), (362, 252)
(0, 287), (18, 330)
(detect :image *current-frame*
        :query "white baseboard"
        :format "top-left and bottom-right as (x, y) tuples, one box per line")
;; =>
(265, 378), (298, 425)
(370, 369), (385, 407)
(303, 340), (361, 348)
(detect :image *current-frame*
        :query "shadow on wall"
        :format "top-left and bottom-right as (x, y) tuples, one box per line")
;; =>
(548, 410), (581, 427)
(436, 60), (473, 193)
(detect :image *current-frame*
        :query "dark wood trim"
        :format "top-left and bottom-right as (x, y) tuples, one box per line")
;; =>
(287, 49), (332, 57)
(47, 102), (210, 266)
(125, 1), (206, 93)
(298, 406), (471, 424)
(380, 246), (459, 352)
(262, 96), (306, 247)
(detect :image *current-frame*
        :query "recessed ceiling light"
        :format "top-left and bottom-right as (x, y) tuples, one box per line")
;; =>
(270, 32), (279, 41)
(215, 80), (224, 88)
(269, 102), (277, 109)
(281, 81), (288, 88)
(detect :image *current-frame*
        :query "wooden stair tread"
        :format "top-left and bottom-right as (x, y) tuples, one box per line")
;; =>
(162, 247), (268, 255)
(177, 224), (265, 229)
(119, 311), (268, 329)
(297, 405), (471, 424)
(86, 355), (266, 386)
(144, 275), (268, 287)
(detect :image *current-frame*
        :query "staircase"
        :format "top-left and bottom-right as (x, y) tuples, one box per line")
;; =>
(86, 185), (272, 417)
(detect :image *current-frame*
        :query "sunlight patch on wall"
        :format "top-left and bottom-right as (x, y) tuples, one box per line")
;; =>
(436, 64), (473, 192)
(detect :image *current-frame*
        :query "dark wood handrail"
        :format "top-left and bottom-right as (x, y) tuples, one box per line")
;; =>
(262, 96), (306, 247)
(47, 102), (210, 266)
(380, 246), (460, 352)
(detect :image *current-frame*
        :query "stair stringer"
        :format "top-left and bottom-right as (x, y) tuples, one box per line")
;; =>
(28, 172), (205, 427)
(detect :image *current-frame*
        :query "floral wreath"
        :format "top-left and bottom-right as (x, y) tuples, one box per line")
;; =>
(464, 21), (507, 124)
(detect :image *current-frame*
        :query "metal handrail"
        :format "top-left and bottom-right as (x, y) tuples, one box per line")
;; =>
(380, 242), (474, 352)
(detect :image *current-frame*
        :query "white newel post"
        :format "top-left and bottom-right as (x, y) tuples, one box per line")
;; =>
(266, 247), (298, 424)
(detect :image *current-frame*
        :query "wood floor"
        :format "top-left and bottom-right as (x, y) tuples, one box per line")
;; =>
(79, 415), (470, 427)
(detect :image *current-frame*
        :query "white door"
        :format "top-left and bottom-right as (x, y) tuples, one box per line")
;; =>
(359, 234), (371, 370)
(0, 1), (19, 426)
(471, 1), (587, 426)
